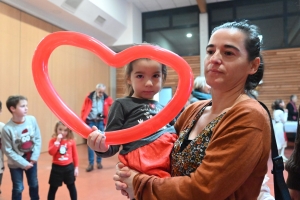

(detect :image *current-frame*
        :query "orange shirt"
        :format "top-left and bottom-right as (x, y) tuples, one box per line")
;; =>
(48, 138), (78, 167)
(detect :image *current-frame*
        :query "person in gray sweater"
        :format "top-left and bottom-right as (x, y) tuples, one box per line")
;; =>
(2, 95), (41, 200)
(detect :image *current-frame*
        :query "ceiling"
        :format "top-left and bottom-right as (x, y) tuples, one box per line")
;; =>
(126, 0), (229, 12)
(0, 0), (230, 50)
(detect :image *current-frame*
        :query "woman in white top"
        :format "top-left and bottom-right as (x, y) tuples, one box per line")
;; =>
(272, 99), (288, 161)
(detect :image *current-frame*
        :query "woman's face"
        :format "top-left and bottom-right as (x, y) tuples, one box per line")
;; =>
(204, 28), (259, 92)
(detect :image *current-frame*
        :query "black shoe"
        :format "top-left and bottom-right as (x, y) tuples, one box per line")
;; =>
(86, 164), (94, 172)
(97, 163), (103, 169)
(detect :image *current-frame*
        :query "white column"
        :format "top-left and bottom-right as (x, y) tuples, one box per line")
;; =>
(199, 13), (209, 76)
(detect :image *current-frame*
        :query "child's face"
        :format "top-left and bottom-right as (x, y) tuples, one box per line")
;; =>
(12, 100), (28, 117)
(56, 124), (69, 138)
(127, 59), (163, 99)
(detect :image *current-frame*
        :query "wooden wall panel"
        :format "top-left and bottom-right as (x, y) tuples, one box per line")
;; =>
(19, 13), (54, 151)
(258, 48), (300, 113)
(0, 3), (20, 34)
(0, 4), (21, 123)
(0, 2), (111, 152)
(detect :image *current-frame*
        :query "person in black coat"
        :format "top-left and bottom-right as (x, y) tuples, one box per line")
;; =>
(286, 94), (298, 121)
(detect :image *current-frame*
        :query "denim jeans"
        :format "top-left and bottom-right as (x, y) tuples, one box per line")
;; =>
(9, 163), (39, 200)
(87, 120), (104, 164)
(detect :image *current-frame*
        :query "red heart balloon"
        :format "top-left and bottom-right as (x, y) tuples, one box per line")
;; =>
(32, 31), (193, 145)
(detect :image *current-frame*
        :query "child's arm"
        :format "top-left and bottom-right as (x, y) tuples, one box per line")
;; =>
(30, 117), (42, 162)
(87, 127), (109, 152)
(90, 100), (126, 157)
(88, 126), (120, 157)
(48, 136), (61, 155)
(72, 140), (79, 176)
(2, 127), (30, 168)
(88, 129), (121, 157)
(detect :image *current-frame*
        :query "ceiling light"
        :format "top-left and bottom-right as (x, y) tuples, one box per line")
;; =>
(186, 33), (192, 38)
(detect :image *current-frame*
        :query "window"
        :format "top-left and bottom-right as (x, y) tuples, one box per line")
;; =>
(143, 6), (200, 56)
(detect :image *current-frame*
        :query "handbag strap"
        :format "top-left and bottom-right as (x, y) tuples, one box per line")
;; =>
(258, 101), (291, 200)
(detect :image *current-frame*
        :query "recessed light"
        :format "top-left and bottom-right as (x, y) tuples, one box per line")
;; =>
(186, 33), (192, 38)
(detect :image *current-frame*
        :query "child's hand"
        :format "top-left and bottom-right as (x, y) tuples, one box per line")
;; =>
(30, 160), (36, 164)
(87, 126), (109, 152)
(57, 134), (63, 141)
(24, 163), (33, 170)
(74, 167), (79, 176)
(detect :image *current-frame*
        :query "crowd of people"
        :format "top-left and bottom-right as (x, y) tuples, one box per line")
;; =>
(0, 83), (114, 200)
(0, 20), (299, 200)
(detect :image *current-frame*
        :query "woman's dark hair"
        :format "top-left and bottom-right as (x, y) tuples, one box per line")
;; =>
(271, 99), (284, 111)
(124, 58), (167, 96)
(212, 20), (264, 92)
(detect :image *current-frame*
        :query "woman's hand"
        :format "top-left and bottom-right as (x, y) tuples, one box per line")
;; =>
(87, 126), (109, 152)
(289, 189), (300, 200)
(113, 162), (139, 199)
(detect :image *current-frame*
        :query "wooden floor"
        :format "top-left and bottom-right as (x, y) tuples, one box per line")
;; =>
(0, 143), (294, 200)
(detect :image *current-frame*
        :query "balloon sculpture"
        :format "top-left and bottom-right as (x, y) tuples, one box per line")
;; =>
(32, 31), (193, 145)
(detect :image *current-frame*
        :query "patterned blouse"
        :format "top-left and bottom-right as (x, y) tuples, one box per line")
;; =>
(171, 103), (226, 176)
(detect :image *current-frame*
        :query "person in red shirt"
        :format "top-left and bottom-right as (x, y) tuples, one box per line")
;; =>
(47, 121), (79, 200)
(81, 83), (113, 172)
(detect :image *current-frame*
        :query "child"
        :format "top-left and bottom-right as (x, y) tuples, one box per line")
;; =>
(0, 101), (5, 194)
(272, 99), (288, 161)
(88, 58), (178, 178)
(47, 121), (79, 200)
(2, 95), (41, 200)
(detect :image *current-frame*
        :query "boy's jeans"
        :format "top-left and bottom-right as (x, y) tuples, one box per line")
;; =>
(9, 163), (39, 200)
(87, 120), (104, 165)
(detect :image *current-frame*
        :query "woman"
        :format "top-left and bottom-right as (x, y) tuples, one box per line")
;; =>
(272, 99), (288, 162)
(189, 76), (212, 104)
(113, 20), (271, 200)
